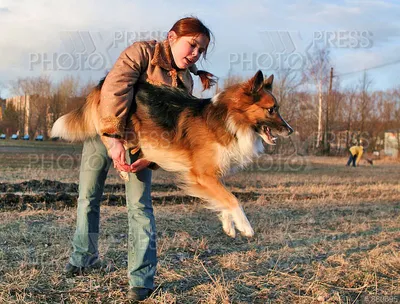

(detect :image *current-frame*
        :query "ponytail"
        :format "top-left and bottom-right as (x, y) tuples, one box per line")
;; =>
(197, 70), (218, 91)
(189, 65), (218, 91)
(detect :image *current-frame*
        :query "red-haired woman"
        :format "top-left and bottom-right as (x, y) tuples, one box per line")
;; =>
(65, 17), (216, 301)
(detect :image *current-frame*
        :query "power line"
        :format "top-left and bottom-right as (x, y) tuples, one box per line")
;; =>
(336, 58), (400, 77)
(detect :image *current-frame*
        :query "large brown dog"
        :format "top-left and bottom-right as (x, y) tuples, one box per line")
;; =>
(51, 70), (293, 237)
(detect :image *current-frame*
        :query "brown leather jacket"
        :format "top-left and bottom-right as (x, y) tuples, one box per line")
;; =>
(99, 39), (196, 138)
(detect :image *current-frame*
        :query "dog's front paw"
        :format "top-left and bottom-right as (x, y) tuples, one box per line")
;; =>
(220, 211), (236, 238)
(231, 206), (254, 238)
(239, 225), (254, 238)
(223, 224), (236, 238)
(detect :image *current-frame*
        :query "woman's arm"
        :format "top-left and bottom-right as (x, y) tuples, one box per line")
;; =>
(99, 42), (148, 138)
(99, 42), (151, 171)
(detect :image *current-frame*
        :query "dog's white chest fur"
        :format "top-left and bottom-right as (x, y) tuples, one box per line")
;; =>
(216, 126), (264, 174)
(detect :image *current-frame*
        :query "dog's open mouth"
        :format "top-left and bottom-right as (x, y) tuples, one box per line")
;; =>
(257, 125), (277, 145)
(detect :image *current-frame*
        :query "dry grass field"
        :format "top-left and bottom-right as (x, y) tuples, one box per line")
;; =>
(0, 140), (399, 303)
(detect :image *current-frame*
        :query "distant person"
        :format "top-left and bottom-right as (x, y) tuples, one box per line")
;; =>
(346, 143), (364, 167)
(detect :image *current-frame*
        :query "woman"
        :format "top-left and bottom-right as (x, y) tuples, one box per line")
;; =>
(65, 17), (216, 301)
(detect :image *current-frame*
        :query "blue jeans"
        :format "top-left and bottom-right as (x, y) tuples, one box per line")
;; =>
(69, 136), (157, 289)
(346, 152), (357, 167)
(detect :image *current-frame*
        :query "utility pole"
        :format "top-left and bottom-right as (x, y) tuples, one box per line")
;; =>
(316, 81), (323, 148)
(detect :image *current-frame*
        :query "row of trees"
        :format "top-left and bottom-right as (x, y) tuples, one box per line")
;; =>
(0, 76), (95, 139)
(216, 49), (400, 156)
(1, 48), (399, 156)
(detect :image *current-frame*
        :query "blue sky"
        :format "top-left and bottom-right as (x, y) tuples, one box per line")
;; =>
(0, 0), (399, 98)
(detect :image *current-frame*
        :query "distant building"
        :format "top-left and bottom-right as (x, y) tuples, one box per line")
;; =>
(6, 95), (31, 135)
(384, 131), (399, 158)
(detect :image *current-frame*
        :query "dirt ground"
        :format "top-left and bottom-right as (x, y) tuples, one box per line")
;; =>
(0, 140), (399, 303)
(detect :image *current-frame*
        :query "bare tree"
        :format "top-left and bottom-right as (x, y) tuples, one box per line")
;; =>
(274, 69), (302, 119)
(303, 47), (331, 149)
(358, 71), (373, 134)
(50, 75), (81, 122)
(79, 78), (97, 98)
(343, 86), (358, 147)
(327, 75), (344, 129)
(0, 103), (19, 135)
(222, 71), (244, 89)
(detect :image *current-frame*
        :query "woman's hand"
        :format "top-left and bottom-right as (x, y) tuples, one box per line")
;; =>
(106, 137), (151, 173)
(129, 159), (151, 173)
(106, 137), (131, 172)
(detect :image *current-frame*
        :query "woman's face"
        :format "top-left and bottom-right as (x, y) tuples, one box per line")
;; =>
(169, 32), (209, 69)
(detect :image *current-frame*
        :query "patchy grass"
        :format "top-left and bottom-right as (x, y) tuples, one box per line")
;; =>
(0, 141), (399, 303)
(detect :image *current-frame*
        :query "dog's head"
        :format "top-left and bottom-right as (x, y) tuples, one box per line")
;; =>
(227, 70), (293, 145)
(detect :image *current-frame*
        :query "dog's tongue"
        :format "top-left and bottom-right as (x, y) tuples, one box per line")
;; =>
(264, 126), (277, 144)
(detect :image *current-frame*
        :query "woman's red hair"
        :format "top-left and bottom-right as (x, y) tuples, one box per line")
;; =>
(170, 17), (217, 90)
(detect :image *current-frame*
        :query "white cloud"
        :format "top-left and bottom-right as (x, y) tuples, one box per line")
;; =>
(0, 0), (399, 97)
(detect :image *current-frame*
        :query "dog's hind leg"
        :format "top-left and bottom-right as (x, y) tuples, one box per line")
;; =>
(183, 173), (254, 237)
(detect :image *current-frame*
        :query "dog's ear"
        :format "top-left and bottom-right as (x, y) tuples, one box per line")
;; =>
(245, 70), (264, 94)
(264, 74), (274, 91)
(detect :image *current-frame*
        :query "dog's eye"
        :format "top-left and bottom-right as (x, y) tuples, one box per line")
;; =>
(267, 107), (275, 115)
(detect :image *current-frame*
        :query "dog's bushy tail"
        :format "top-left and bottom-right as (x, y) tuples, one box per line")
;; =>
(51, 88), (100, 142)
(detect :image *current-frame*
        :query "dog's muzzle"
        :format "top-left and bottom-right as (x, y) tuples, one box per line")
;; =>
(256, 125), (277, 145)
(255, 123), (293, 145)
